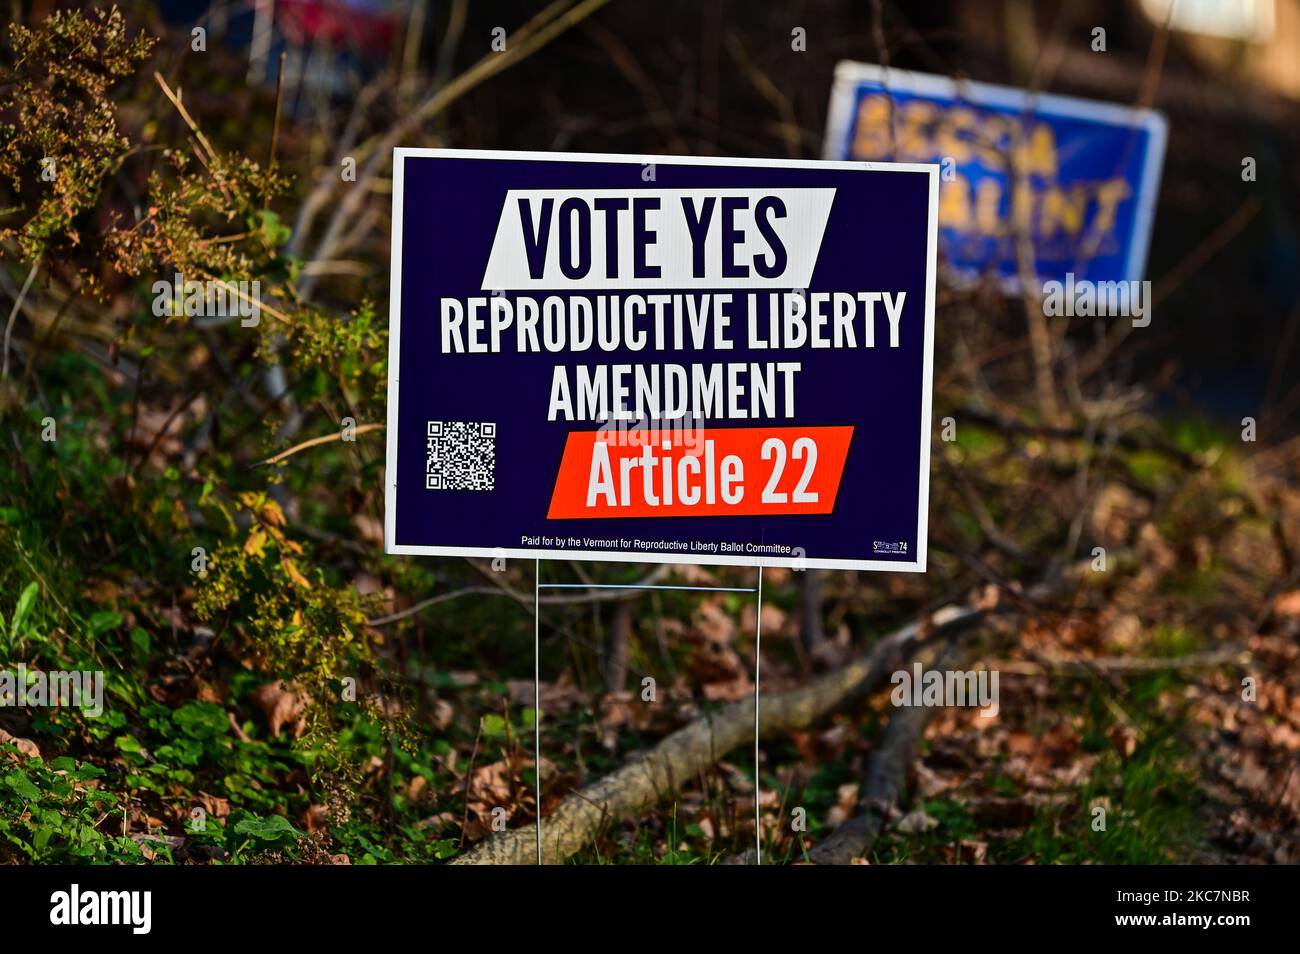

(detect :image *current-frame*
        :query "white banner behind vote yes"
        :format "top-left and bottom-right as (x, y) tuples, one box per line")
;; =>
(481, 188), (836, 291)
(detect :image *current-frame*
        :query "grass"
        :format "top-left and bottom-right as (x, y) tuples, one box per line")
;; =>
(867, 673), (1208, 865)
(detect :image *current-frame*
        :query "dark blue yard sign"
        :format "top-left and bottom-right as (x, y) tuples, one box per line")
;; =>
(824, 62), (1166, 290)
(385, 149), (937, 571)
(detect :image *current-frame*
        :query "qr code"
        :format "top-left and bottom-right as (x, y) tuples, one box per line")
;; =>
(426, 421), (496, 490)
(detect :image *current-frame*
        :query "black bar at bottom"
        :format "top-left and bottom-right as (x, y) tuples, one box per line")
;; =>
(4, 863), (1287, 942)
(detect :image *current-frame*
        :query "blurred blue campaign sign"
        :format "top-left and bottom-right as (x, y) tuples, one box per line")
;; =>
(824, 62), (1167, 291)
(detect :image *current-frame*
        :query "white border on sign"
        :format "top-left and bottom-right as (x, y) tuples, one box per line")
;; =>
(385, 148), (939, 572)
(823, 61), (1168, 285)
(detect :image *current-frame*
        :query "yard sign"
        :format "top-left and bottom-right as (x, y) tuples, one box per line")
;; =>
(824, 62), (1166, 290)
(385, 149), (937, 571)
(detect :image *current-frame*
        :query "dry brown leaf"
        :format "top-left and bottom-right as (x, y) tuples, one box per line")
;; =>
(740, 601), (787, 636)
(416, 811), (459, 831)
(1090, 482), (1152, 544)
(895, 809), (939, 834)
(826, 782), (860, 827)
(194, 792), (230, 818)
(0, 729), (40, 760)
(243, 526), (267, 557)
(430, 698), (454, 731)
(303, 804), (330, 832)
(694, 601), (737, 644)
(701, 675), (753, 701)
(281, 556), (312, 589)
(466, 759), (515, 811)
(353, 514), (384, 548)
(251, 680), (309, 738)
(1274, 590), (1300, 618)
(1108, 723), (1138, 758)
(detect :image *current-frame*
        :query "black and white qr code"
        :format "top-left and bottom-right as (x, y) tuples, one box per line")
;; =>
(425, 421), (496, 490)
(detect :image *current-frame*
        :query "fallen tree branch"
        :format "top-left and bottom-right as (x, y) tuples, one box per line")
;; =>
(450, 558), (1096, 864)
(452, 604), (981, 864)
(805, 644), (1250, 864)
(366, 567), (675, 626)
(724, 640), (960, 866)
(253, 423), (384, 467)
(806, 588), (1237, 865)
(806, 655), (945, 865)
(1, 255), (40, 381)
(1000, 645), (1251, 676)
(956, 404), (1199, 469)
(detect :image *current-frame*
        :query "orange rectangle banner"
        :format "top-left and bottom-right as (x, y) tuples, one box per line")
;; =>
(546, 425), (853, 519)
